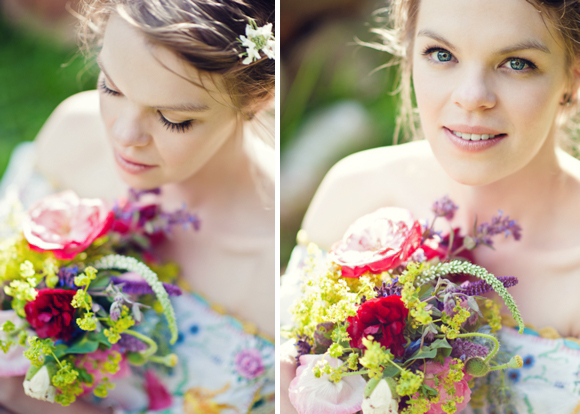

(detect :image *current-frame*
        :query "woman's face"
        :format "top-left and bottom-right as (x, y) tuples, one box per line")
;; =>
(412, 0), (573, 186)
(98, 14), (240, 189)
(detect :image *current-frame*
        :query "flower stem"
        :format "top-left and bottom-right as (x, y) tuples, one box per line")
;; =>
(123, 329), (157, 359)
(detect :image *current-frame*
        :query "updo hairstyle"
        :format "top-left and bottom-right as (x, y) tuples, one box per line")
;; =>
(78, 0), (275, 117)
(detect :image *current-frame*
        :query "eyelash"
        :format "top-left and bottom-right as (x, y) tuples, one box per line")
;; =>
(98, 78), (195, 133)
(421, 46), (537, 72)
(157, 113), (194, 133)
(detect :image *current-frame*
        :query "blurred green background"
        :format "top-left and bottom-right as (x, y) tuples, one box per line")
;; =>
(280, 0), (398, 267)
(0, 1), (98, 180)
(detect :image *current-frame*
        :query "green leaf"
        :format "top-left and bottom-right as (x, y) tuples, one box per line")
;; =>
(421, 384), (438, 397)
(406, 338), (452, 363)
(382, 364), (399, 378)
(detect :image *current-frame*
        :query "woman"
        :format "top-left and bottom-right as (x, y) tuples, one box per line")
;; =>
(0, 0), (275, 413)
(281, 0), (580, 412)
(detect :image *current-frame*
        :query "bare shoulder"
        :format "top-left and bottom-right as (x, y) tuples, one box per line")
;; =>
(302, 140), (439, 248)
(35, 91), (126, 200)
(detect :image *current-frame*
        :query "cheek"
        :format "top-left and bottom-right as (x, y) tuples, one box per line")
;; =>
(413, 64), (448, 129)
(499, 77), (562, 136)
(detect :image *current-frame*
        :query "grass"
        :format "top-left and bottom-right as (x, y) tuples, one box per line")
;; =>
(0, 12), (98, 179)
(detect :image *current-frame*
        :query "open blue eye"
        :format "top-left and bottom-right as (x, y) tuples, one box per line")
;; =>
(435, 50), (453, 62)
(509, 58), (530, 71)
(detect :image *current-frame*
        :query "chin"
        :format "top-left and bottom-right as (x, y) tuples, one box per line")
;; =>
(440, 163), (506, 187)
(116, 170), (165, 190)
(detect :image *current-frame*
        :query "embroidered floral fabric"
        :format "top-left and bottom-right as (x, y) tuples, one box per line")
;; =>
(104, 293), (275, 413)
(0, 142), (275, 413)
(465, 327), (580, 414)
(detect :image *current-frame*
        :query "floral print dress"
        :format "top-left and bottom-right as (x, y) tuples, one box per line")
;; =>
(0, 142), (275, 413)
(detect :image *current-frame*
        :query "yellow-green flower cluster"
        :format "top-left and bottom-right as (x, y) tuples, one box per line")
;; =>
(94, 378), (115, 398)
(291, 246), (361, 338)
(401, 396), (433, 414)
(359, 337), (393, 379)
(396, 369), (424, 396)
(441, 359), (466, 414)
(400, 263), (432, 328)
(441, 303), (471, 339)
(77, 312), (98, 331)
(483, 299), (502, 332)
(312, 356), (349, 383)
(104, 306), (135, 343)
(103, 351), (122, 375)
(23, 336), (55, 367)
(0, 236), (56, 283)
(53, 363), (84, 408)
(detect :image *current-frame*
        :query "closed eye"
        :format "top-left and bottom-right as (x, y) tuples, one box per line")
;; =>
(98, 78), (121, 96)
(158, 112), (194, 133)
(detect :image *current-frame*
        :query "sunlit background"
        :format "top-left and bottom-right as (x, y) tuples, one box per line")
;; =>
(0, 0), (98, 180)
(280, 0), (399, 267)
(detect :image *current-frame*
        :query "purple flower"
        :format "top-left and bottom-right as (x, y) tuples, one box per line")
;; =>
(117, 333), (148, 352)
(375, 278), (402, 297)
(455, 276), (518, 296)
(110, 276), (182, 296)
(295, 336), (312, 365)
(58, 266), (80, 289)
(234, 348), (264, 379)
(451, 339), (489, 360)
(432, 196), (459, 221)
(474, 211), (522, 247)
(161, 205), (201, 233)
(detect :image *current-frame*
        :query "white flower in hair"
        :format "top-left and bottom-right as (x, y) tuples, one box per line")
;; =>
(239, 21), (275, 64)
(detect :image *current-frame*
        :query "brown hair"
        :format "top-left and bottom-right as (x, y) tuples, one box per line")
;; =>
(371, 0), (580, 143)
(78, 0), (274, 116)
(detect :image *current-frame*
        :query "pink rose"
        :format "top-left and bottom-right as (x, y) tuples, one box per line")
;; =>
(75, 347), (130, 396)
(288, 354), (365, 414)
(419, 357), (472, 414)
(23, 191), (114, 260)
(0, 310), (30, 377)
(329, 207), (422, 278)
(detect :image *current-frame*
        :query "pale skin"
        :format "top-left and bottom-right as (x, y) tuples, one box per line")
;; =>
(1, 12), (274, 413)
(281, 0), (580, 411)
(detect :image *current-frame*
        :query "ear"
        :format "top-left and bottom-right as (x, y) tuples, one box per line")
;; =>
(569, 57), (580, 100)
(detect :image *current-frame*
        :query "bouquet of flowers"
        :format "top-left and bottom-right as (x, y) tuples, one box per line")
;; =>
(0, 188), (199, 406)
(287, 196), (525, 414)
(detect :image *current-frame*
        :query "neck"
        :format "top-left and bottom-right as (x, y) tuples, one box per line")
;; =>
(450, 131), (567, 246)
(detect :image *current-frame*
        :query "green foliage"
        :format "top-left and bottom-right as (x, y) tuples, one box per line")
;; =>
(0, 16), (98, 179)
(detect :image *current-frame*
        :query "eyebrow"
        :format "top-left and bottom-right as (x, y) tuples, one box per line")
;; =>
(96, 54), (210, 113)
(416, 30), (551, 55)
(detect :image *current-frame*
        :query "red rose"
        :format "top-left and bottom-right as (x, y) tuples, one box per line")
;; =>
(24, 289), (77, 341)
(329, 207), (422, 278)
(347, 296), (408, 357)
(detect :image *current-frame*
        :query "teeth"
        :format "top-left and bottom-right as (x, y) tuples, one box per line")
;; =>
(452, 131), (498, 141)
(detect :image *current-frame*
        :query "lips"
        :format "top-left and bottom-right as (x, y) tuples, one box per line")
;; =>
(443, 126), (506, 152)
(114, 151), (156, 174)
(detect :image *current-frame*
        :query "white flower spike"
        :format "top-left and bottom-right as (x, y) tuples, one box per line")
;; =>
(239, 20), (275, 64)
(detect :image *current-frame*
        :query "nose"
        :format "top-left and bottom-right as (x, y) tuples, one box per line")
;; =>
(452, 66), (497, 111)
(110, 104), (151, 148)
